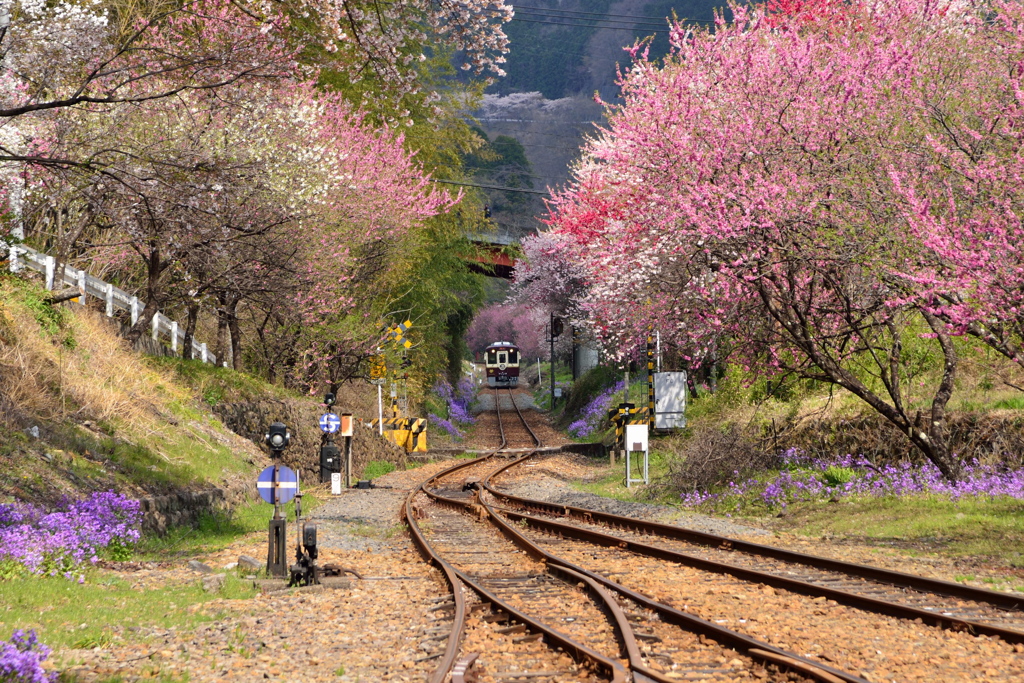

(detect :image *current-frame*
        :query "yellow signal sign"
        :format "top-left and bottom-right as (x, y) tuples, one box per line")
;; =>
(369, 355), (387, 380)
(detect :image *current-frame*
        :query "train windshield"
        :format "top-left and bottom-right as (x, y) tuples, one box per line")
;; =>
(487, 349), (498, 364)
(508, 349), (518, 364)
(498, 351), (507, 365)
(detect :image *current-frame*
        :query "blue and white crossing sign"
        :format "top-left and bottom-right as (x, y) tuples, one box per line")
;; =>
(257, 465), (298, 504)
(319, 412), (341, 434)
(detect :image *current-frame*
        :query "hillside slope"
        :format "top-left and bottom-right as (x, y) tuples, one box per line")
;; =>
(0, 274), (405, 527)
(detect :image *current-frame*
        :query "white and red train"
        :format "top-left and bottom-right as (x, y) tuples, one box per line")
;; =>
(484, 341), (520, 387)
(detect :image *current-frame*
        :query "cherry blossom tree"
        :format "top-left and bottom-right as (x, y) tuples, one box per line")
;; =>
(539, 0), (1024, 480)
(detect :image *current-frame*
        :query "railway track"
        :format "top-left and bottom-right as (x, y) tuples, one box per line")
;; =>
(402, 387), (1024, 681)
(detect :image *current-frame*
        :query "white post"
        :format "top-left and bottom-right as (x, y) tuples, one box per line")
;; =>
(200, 343), (207, 363)
(537, 357), (542, 386)
(105, 282), (114, 317)
(151, 312), (159, 341)
(77, 270), (86, 305)
(44, 255), (55, 290)
(656, 330), (662, 373)
(377, 384), (383, 436)
(8, 245), (20, 273)
(170, 321), (178, 353)
(130, 297), (139, 325)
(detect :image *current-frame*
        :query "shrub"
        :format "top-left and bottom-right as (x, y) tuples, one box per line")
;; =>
(824, 465), (856, 486)
(429, 377), (476, 440)
(665, 424), (772, 493)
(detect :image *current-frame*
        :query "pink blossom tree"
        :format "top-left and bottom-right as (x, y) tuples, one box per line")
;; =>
(539, 0), (1024, 480)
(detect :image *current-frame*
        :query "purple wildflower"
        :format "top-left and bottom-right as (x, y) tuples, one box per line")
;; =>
(0, 492), (141, 581)
(0, 630), (56, 683)
(568, 381), (625, 439)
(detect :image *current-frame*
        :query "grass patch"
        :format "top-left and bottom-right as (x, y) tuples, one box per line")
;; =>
(361, 460), (396, 480)
(569, 448), (676, 503)
(148, 356), (294, 406)
(772, 495), (1024, 565)
(0, 570), (255, 653)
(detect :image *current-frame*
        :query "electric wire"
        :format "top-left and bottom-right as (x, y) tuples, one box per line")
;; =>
(432, 178), (554, 196)
(510, 5), (717, 25)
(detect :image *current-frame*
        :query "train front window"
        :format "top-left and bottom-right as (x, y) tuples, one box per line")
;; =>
(487, 349), (498, 364)
(498, 352), (507, 365)
(508, 349), (518, 364)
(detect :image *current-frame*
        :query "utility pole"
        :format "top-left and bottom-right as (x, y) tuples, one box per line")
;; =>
(550, 313), (556, 410)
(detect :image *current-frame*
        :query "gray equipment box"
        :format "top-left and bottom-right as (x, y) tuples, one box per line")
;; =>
(654, 371), (687, 430)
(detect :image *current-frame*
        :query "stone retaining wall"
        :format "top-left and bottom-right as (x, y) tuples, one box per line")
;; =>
(138, 489), (227, 535)
(213, 396), (407, 486)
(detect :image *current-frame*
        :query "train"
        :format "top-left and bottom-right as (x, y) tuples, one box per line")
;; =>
(484, 341), (520, 387)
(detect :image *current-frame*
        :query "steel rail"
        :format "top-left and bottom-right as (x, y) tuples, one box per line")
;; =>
(401, 484), (470, 683)
(480, 458), (1024, 613)
(479, 493), (866, 683)
(505, 386), (543, 449)
(415, 452), (630, 682)
(497, 506), (1024, 645)
(399, 387), (512, 683)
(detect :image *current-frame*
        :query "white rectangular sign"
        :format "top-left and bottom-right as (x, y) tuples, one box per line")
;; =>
(625, 423), (648, 453)
(331, 473), (342, 495)
(654, 371), (687, 430)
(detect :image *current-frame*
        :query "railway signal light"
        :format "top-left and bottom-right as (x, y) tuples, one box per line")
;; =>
(551, 316), (564, 338)
(324, 392), (336, 407)
(264, 422), (291, 455)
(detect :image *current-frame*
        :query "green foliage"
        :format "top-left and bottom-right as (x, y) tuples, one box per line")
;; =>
(0, 274), (75, 347)
(993, 396), (1024, 410)
(823, 465), (856, 486)
(149, 357), (294, 405)
(361, 461), (396, 480)
(137, 496), (319, 560)
(104, 538), (135, 562)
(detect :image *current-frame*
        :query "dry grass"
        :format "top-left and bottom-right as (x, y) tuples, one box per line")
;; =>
(0, 280), (189, 432)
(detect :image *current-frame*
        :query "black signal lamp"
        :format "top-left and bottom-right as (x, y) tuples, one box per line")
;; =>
(324, 392), (336, 407)
(265, 422), (291, 453)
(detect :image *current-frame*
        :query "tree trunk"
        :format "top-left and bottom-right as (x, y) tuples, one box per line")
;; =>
(124, 244), (165, 345)
(227, 296), (242, 371)
(215, 292), (230, 366)
(183, 301), (200, 360)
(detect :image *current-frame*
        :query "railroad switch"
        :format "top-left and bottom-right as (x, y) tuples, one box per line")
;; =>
(288, 521), (320, 587)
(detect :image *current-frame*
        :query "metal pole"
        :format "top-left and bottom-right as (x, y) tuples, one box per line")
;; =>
(647, 334), (655, 430)
(550, 313), (555, 410)
(656, 330), (662, 372)
(377, 384), (383, 436)
(345, 435), (353, 489)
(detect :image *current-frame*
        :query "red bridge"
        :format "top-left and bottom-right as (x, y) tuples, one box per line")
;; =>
(467, 233), (518, 279)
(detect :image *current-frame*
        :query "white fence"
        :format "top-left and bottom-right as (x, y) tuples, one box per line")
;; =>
(7, 243), (219, 366)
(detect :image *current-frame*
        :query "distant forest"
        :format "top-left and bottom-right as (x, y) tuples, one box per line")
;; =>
(495, 0), (725, 99)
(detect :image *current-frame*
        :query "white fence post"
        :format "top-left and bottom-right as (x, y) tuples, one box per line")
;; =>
(77, 269), (86, 305)
(105, 282), (114, 317)
(8, 245), (20, 273)
(151, 312), (160, 341)
(44, 255), (55, 290)
(200, 343), (208, 364)
(170, 321), (178, 353)
(130, 297), (139, 325)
